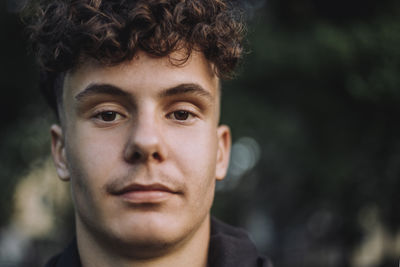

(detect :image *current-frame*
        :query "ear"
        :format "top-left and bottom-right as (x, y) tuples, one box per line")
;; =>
(215, 125), (231, 181)
(50, 124), (70, 181)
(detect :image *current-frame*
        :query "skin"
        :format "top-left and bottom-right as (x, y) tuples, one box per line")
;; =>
(50, 50), (231, 267)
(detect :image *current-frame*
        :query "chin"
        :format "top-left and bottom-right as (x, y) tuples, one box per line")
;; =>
(102, 213), (189, 258)
(113, 211), (186, 243)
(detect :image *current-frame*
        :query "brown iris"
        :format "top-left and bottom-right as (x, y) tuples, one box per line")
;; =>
(100, 111), (117, 121)
(173, 111), (189, 120)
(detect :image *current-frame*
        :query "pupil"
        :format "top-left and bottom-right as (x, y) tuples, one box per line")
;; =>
(175, 111), (189, 120)
(101, 111), (116, 121)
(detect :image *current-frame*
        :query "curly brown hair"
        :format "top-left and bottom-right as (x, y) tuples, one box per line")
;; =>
(22, 0), (246, 117)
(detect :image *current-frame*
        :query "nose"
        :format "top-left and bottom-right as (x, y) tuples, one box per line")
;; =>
(123, 113), (166, 164)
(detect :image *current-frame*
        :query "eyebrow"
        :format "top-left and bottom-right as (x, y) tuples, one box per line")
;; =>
(74, 82), (213, 102)
(159, 83), (213, 101)
(74, 83), (130, 101)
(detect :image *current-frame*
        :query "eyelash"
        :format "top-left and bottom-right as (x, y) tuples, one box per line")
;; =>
(167, 110), (196, 122)
(93, 110), (126, 122)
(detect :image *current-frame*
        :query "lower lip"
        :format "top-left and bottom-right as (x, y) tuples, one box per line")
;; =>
(118, 190), (173, 203)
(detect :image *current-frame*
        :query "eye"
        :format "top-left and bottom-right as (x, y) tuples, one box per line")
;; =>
(172, 110), (190, 121)
(166, 106), (199, 124)
(95, 111), (124, 122)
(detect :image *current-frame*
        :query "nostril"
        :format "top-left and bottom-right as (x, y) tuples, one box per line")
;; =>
(124, 146), (163, 164)
(152, 152), (161, 161)
(133, 151), (142, 160)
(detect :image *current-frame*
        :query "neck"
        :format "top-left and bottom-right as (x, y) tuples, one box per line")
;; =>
(76, 214), (211, 267)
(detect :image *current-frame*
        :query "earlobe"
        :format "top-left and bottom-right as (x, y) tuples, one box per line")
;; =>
(215, 125), (231, 181)
(50, 124), (70, 181)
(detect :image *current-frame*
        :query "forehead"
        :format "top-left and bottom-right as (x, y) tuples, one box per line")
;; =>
(63, 50), (220, 100)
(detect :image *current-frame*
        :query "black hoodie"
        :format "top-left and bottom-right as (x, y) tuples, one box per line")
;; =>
(45, 217), (272, 267)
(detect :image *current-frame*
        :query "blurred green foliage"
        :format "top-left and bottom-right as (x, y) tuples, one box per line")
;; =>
(215, 0), (400, 266)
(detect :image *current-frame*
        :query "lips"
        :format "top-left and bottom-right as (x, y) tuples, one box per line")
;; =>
(111, 183), (177, 204)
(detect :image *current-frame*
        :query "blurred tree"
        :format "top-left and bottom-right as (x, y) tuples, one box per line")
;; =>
(214, 0), (400, 266)
(0, 1), (49, 227)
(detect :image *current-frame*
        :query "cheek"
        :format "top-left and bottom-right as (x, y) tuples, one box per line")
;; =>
(166, 125), (218, 196)
(65, 125), (125, 194)
(169, 124), (217, 166)
(64, 125), (129, 227)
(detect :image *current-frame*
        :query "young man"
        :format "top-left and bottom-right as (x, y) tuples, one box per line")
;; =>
(24, 0), (271, 266)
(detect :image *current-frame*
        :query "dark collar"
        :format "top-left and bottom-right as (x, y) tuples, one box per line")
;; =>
(208, 217), (269, 267)
(44, 238), (81, 267)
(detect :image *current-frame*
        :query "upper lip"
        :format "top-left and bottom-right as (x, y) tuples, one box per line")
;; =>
(112, 183), (176, 195)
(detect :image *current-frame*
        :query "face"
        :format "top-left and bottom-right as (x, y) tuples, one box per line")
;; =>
(50, 51), (231, 254)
